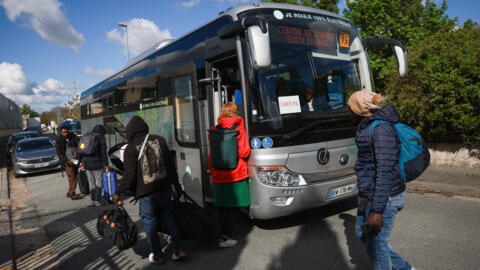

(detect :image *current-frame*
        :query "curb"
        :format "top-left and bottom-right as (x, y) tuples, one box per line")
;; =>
(407, 181), (480, 199)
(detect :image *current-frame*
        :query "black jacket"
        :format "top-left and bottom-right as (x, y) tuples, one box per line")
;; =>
(354, 105), (406, 214)
(78, 125), (109, 170)
(55, 132), (78, 166)
(116, 116), (179, 198)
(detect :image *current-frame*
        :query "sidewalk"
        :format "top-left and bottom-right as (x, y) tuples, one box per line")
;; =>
(0, 167), (14, 269)
(408, 166), (480, 198)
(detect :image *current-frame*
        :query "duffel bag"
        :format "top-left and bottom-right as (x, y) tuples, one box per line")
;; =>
(97, 201), (137, 250)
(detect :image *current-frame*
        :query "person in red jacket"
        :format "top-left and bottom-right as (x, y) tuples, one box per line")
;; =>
(209, 102), (251, 248)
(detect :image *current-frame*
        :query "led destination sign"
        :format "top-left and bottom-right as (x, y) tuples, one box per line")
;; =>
(275, 25), (336, 47)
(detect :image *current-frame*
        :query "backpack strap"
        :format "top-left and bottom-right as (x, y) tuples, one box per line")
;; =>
(368, 120), (391, 144)
(368, 119), (405, 187)
(138, 134), (150, 161)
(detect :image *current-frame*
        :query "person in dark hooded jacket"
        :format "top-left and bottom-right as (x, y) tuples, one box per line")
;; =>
(348, 90), (415, 270)
(112, 116), (186, 264)
(78, 125), (110, 206)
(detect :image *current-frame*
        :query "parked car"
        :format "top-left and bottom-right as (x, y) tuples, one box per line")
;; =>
(7, 131), (40, 153)
(11, 137), (61, 177)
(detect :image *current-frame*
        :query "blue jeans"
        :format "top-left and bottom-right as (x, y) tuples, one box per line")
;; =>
(356, 192), (411, 270)
(139, 190), (183, 256)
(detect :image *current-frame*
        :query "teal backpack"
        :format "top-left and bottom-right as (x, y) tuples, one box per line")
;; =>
(369, 120), (430, 182)
(209, 123), (239, 170)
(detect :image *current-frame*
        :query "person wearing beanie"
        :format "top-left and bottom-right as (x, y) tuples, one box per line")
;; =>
(348, 90), (415, 270)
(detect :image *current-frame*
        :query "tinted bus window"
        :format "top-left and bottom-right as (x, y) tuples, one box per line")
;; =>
(174, 75), (196, 144)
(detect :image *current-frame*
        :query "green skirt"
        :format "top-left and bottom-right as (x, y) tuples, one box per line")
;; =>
(213, 178), (250, 207)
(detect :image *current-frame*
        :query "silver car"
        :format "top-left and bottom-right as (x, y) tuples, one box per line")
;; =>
(11, 137), (61, 177)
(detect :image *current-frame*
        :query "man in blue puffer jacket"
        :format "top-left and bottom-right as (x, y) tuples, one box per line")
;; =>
(348, 90), (416, 270)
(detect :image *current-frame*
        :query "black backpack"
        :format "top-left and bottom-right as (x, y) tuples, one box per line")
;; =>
(97, 202), (137, 250)
(78, 132), (99, 155)
(208, 123), (239, 170)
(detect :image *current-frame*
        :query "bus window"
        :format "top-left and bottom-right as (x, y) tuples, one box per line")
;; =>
(107, 96), (114, 111)
(81, 104), (87, 117)
(90, 100), (104, 115)
(174, 75), (196, 144)
(157, 77), (172, 98)
(113, 83), (126, 108)
(139, 74), (158, 102)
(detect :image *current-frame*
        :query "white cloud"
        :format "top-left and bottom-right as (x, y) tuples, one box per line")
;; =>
(181, 0), (200, 8)
(13, 94), (64, 105)
(0, 62), (75, 108)
(107, 18), (173, 57)
(83, 67), (115, 78)
(33, 78), (76, 96)
(0, 0), (85, 50)
(0, 62), (33, 95)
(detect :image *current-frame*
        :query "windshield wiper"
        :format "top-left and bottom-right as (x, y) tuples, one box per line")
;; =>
(280, 116), (350, 144)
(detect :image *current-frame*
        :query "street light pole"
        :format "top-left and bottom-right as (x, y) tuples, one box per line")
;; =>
(72, 80), (77, 98)
(118, 23), (129, 62)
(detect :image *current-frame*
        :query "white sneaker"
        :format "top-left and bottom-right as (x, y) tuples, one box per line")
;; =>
(411, 267), (419, 270)
(94, 200), (107, 207)
(148, 253), (165, 264)
(218, 238), (237, 248)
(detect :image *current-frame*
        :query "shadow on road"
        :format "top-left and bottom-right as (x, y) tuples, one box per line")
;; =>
(255, 197), (372, 270)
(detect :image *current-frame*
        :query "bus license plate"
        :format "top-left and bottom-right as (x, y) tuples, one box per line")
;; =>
(34, 162), (49, 168)
(329, 184), (356, 199)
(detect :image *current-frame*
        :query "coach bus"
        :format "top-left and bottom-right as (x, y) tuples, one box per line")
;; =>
(80, 3), (407, 219)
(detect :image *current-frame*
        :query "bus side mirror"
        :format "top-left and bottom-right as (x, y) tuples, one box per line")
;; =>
(218, 17), (271, 70)
(363, 38), (408, 77)
(393, 45), (407, 77)
(247, 25), (271, 71)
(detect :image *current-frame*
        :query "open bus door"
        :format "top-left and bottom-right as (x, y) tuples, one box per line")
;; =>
(200, 54), (244, 203)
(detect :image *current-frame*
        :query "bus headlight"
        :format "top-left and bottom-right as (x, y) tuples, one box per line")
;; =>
(257, 167), (307, 187)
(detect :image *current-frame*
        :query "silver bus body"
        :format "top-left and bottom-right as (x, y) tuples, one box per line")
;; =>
(79, 3), (379, 219)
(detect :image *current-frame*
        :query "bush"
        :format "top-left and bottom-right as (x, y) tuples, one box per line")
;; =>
(383, 27), (480, 146)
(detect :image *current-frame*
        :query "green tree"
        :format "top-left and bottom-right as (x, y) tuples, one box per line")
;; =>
(263, 0), (340, 13)
(463, 19), (478, 29)
(343, 0), (456, 89)
(21, 104), (39, 117)
(383, 27), (480, 146)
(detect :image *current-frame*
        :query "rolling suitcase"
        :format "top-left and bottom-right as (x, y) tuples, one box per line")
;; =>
(77, 169), (89, 195)
(102, 170), (118, 202)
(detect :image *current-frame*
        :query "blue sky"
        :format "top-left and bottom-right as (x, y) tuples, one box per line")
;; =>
(0, 0), (478, 112)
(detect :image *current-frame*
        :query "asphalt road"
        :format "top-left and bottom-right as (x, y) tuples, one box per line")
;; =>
(10, 170), (480, 270)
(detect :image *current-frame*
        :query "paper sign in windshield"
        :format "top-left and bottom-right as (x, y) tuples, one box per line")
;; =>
(278, 95), (301, 114)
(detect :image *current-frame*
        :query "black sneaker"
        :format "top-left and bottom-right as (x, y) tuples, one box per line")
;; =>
(148, 253), (166, 264)
(172, 248), (187, 261)
(70, 194), (81, 200)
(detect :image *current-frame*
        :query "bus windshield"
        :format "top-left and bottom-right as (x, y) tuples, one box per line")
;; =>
(242, 9), (367, 144)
